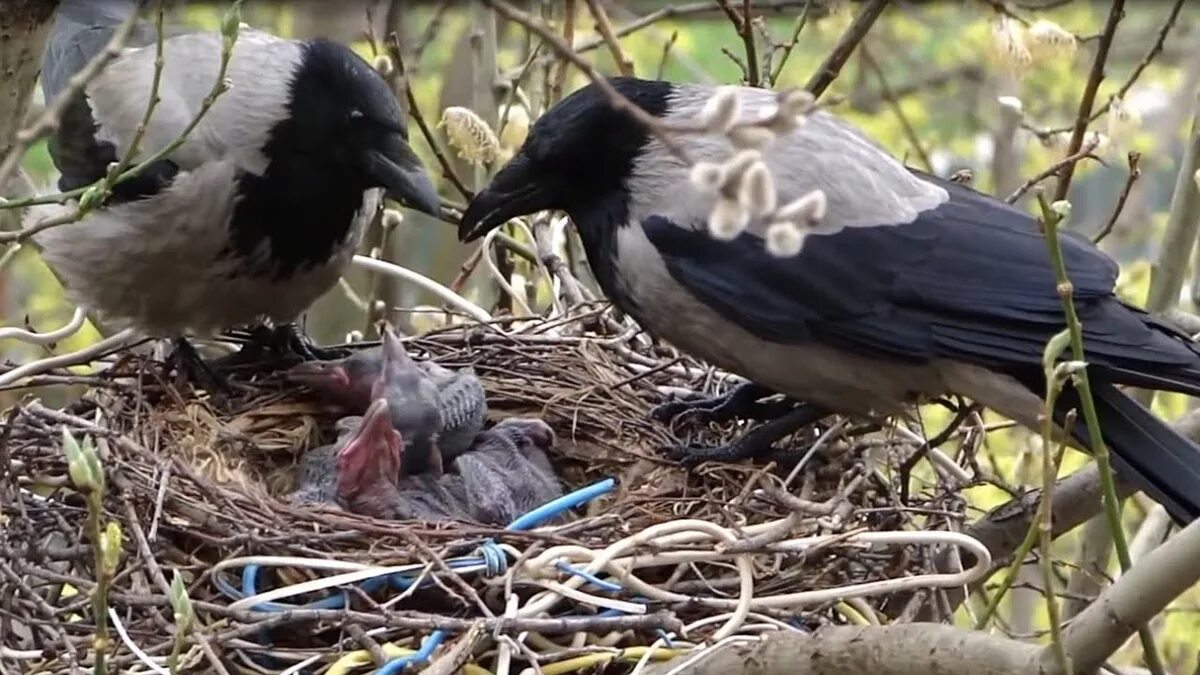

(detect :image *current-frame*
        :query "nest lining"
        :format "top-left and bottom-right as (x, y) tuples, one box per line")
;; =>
(0, 316), (973, 674)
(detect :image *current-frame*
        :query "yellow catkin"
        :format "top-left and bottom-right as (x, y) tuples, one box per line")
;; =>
(439, 106), (501, 166)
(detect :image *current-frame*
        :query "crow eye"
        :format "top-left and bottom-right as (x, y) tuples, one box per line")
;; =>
(349, 109), (365, 121)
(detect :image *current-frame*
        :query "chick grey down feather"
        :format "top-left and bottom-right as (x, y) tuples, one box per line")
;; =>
(28, 1), (438, 338)
(459, 77), (1200, 524)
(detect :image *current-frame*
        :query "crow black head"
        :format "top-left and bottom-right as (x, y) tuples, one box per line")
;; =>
(458, 77), (672, 242)
(280, 39), (439, 216)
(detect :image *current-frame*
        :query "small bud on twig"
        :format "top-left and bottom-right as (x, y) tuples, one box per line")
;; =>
(700, 86), (742, 133)
(372, 54), (394, 77)
(1027, 19), (1077, 62)
(708, 198), (749, 240)
(739, 162), (777, 217)
(381, 209), (404, 229)
(765, 221), (805, 257)
(774, 189), (828, 226)
(689, 162), (727, 192)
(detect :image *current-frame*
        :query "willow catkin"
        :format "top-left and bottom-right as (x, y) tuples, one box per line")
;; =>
(765, 221), (806, 257)
(439, 106), (501, 166)
(1027, 19), (1077, 62)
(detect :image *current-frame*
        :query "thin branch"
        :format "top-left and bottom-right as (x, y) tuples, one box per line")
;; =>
(1093, 151), (1141, 244)
(715, 0), (761, 87)
(584, 0), (634, 77)
(1051, 515), (1200, 673)
(1052, 0), (1125, 202)
(486, 0), (693, 162)
(387, 34), (472, 201)
(860, 46), (931, 171)
(768, 0), (815, 86)
(0, 2), (147, 193)
(804, 0), (890, 98)
(1027, 0), (1185, 141)
(1006, 140), (1099, 204)
(1036, 193), (1165, 674)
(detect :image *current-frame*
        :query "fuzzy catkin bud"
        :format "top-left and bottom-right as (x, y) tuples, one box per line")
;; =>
(774, 189), (827, 225)
(372, 54), (395, 77)
(777, 89), (815, 118)
(765, 221), (805, 257)
(1106, 97), (1141, 151)
(988, 15), (1032, 75)
(689, 162), (727, 192)
(439, 106), (500, 166)
(708, 198), (749, 240)
(997, 96), (1024, 116)
(700, 86), (742, 133)
(728, 125), (777, 151)
(739, 162), (777, 217)
(381, 209), (404, 229)
(1027, 19), (1077, 62)
(721, 150), (762, 189)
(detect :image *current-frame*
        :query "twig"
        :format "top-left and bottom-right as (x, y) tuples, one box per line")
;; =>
(767, 0), (815, 86)
(1028, 0), (1185, 141)
(804, 0), (890, 98)
(860, 46), (931, 171)
(549, 0), (578, 105)
(715, 0), (760, 87)
(387, 36), (472, 201)
(1006, 140), (1099, 204)
(2, 2), (243, 243)
(1052, 515), (1200, 673)
(657, 31), (681, 80)
(486, 0), (693, 162)
(1052, 0), (1125, 202)
(0, 2), (146, 193)
(584, 0), (634, 77)
(1093, 151), (1141, 244)
(1036, 194), (1166, 675)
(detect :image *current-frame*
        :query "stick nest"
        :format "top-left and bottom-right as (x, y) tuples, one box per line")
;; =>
(0, 314), (970, 674)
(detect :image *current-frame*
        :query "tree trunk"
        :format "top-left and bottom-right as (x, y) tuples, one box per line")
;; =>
(0, 0), (58, 159)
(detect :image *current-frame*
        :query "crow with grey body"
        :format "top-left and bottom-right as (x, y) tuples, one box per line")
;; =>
(30, 0), (439, 372)
(460, 77), (1200, 524)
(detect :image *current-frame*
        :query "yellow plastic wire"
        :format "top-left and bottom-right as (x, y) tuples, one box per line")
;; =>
(325, 643), (493, 675)
(540, 647), (686, 675)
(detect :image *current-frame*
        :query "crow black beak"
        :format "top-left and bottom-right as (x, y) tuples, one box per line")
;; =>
(458, 153), (553, 242)
(365, 133), (441, 216)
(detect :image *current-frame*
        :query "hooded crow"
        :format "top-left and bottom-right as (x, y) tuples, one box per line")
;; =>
(459, 77), (1200, 524)
(29, 0), (440, 366)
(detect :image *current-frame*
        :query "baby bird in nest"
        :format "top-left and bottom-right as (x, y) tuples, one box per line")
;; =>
(289, 398), (562, 524)
(288, 326), (487, 475)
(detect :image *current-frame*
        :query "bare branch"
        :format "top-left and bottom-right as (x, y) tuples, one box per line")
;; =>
(1053, 0), (1125, 202)
(804, 0), (890, 99)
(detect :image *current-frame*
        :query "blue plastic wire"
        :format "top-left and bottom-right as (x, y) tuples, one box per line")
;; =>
(229, 475), (617, 672)
(505, 478), (616, 531)
(376, 629), (446, 674)
(555, 561), (623, 593)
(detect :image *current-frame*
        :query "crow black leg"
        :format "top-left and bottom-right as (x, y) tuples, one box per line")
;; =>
(266, 322), (349, 362)
(213, 323), (349, 370)
(652, 382), (795, 425)
(666, 403), (831, 465)
(168, 337), (230, 393)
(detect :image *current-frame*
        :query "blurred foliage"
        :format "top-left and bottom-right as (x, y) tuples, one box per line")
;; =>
(7, 1), (1200, 668)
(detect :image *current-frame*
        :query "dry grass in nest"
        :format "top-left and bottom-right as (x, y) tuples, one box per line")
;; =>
(0, 315), (977, 674)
